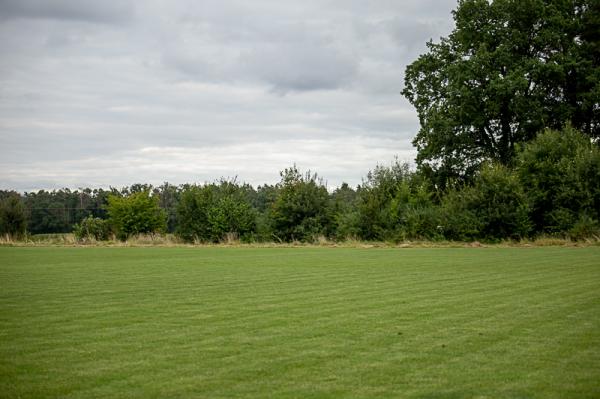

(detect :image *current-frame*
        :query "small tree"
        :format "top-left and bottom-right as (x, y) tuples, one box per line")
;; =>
(176, 185), (214, 242)
(330, 183), (360, 240)
(176, 181), (256, 243)
(73, 217), (111, 242)
(271, 166), (331, 242)
(390, 178), (441, 241)
(0, 195), (27, 239)
(207, 196), (256, 242)
(356, 161), (413, 241)
(106, 191), (166, 240)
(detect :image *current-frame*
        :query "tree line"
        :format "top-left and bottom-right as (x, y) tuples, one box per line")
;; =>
(1, 0), (598, 242)
(1, 126), (599, 242)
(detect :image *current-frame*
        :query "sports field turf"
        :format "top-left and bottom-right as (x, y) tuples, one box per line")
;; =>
(1, 247), (599, 398)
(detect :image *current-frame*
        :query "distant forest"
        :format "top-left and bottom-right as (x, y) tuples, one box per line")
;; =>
(2, 0), (598, 242)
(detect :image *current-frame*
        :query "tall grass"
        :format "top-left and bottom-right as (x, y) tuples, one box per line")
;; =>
(2, 233), (599, 248)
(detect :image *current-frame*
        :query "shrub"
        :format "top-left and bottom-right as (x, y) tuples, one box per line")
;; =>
(271, 166), (332, 242)
(330, 183), (360, 241)
(206, 196), (256, 242)
(176, 182), (256, 243)
(356, 161), (412, 240)
(334, 210), (361, 241)
(517, 126), (600, 234)
(439, 188), (484, 241)
(390, 178), (441, 241)
(176, 185), (214, 242)
(395, 205), (443, 241)
(73, 217), (111, 242)
(106, 191), (167, 241)
(441, 164), (531, 241)
(569, 215), (600, 241)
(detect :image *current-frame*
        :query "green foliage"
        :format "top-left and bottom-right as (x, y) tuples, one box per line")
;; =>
(106, 191), (167, 240)
(154, 182), (180, 233)
(356, 161), (411, 240)
(271, 166), (331, 242)
(24, 189), (85, 234)
(330, 183), (360, 240)
(402, 0), (599, 186)
(355, 161), (441, 241)
(517, 126), (600, 234)
(569, 214), (600, 241)
(439, 188), (484, 241)
(206, 195), (256, 243)
(72, 217), (111, 242)
(22, 188), (113, 234)
(441, 164), (532, 241)
(390, 176), (442, 241)
(475, 164), (532, 240)
(175, 185), (213, 242)
(0, 194), (27, 239)
(176, 181), (256, 243)
(250, 184), (278, 213)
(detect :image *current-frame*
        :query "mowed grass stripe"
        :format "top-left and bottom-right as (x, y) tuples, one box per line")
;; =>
(1, 247), (599, 399)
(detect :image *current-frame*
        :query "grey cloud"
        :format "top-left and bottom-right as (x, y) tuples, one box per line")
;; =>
(154, 0), (457, 93)
(0, 0), (458, 191)
(163, 42), (358, 93)
(0, 0), (134, 24)
(326, 0), (457, 20)
(161, 10), (360, 92)
(383, 17), (453, 52)
(243, 43), (358, 93)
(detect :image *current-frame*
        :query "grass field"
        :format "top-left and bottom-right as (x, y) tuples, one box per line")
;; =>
(1, 247), (599, 398)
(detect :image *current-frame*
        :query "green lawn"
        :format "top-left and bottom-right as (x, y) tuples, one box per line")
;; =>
(1, 247), (599, 398)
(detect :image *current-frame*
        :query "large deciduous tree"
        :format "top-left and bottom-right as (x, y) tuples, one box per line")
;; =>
(402, 0), (599, 186)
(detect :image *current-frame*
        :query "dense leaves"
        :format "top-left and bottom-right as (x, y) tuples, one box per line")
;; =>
(441, 164), (531, 240)
(106, 191), (167, 240)
(517, 126), (600, 235)
(402, 0), (600, 186)
(176, 181), (256, 243)
(271, 166), (331, 242)
(73, 217), (111, 242)
(0, 194), (27, 239)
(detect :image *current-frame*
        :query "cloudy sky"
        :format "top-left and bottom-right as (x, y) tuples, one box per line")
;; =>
(0, 0), (456, 191)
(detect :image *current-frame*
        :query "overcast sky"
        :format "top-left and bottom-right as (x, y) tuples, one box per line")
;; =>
(0, 0), (456, 192)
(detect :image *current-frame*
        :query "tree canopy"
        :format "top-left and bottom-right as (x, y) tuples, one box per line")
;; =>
(0, 194), (27, 239)
(106, 191), (167, 240)
(402, 0), (599, 186)
(271, 166), (332, 242)
(176, 181), (256, 243)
